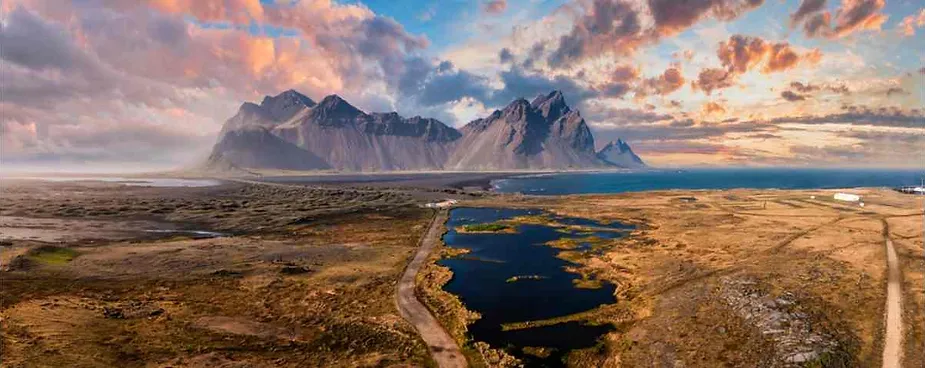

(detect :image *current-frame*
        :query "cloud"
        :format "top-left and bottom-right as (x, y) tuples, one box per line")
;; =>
(583, 105), (674, 123)
(791, 0), (888, 38)
(790, 81), (850, 94)
(547, 0), (763, 68)
(483, 0), (507, 14)
(648, 0), (764, 36)
(499, 48), (514, 63)
(596, 64), (639, 97)
(718, 35), (821, 73)
(592, 118), (775, 143)
(418, 5), (436, 21)
(491, 67), (597, 107)
(898, 9), (925, 36)
(0, 7), (91, 72)
(692, 68), (735, 94)
(790, 0), (826, 25)
(833, 0), (888, 36)
(547, 0), (644, 67)
(788, 129), (925, 165)
(762, 109), (925, 128)
(415, 64), (492, 107)
(803, 12), (834, 37)
(694, 35), (822, 94)
(781, 90), (807, 101)
(0, 0), (443, 166)
(636, 67), (685, 97)
(884, 87), (908, 96)
(703, 101), (727, 115)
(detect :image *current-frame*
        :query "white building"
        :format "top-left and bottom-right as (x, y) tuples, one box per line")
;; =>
(833, 193), (861, 202)
(424, 199), (458, 208)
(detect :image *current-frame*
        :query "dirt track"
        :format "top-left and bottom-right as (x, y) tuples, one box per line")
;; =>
(882, 237), (902, 368)
(395, 209), (467, 368)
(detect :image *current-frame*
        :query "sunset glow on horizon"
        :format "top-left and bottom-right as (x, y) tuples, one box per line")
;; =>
(1, 0), (922, 170)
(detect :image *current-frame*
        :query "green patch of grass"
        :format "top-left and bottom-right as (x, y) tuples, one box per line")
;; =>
(505, 275), (548, 283)
(26, 246), (79, 265)
(459, 223), (512, 233)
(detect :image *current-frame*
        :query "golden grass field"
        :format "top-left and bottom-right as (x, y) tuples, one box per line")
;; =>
(420, 188), (923, 367)
(1, 179), (921, 367)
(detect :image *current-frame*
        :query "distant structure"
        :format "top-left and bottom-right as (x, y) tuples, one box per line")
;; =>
(424, 199), (458, 208)
(896, 186), (925, 195)
(833, 193), (861, 202)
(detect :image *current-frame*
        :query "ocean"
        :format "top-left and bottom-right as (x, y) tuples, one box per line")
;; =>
(491, 168), (925, 195)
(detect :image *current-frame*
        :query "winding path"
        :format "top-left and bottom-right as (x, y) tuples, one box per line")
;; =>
(881, 235), (902, 368)
(396, 210), (468, 368)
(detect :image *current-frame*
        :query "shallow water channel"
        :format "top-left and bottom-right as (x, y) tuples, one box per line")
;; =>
(439, 207), (633, 366)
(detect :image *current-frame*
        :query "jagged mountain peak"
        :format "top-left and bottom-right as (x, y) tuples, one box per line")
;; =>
(598, 138), (645, 168)
(531, 90), (571, 122)
(602, 139), (632, 153)
(308, 94), (365, 124)
(258, 89), (316, 121)
(500, 98), (538, 123)
(261, 89), (315, 106)
(210, 89), (643, 172)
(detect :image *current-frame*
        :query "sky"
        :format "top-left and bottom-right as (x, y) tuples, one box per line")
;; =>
(0, 0), (922, 170)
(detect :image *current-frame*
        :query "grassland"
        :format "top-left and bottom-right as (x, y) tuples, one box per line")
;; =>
(0, 180), (438, 367)
(456, 222), (514, 233)
(419, 188), (923, 367)
(2, 178), (920, 368)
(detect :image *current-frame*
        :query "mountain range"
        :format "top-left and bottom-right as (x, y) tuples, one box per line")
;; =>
(205, 89), (645, 172)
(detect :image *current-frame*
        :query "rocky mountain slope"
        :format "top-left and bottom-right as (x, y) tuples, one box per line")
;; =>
(207, 90), (460, 171)
(208, 127), (330, 171)
(444, 91), (606, 170)
(597, 139), (646, 168)
(205, 89), (645, 172)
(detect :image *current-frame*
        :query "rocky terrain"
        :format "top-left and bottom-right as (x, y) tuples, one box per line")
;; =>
(444, 91), (605, 170)
(206, 89), (644, 172)
(597, 139), (646, 168)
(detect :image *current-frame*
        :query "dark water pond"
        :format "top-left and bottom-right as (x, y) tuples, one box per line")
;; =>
(440, 207), (631, 366)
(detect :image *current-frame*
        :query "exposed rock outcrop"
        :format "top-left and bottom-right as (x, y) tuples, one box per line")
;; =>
(444, 91), (605, 170)
(597, 139), (646, 168)
(205, 89), (644, 172)
(207, 127), (330, 171)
